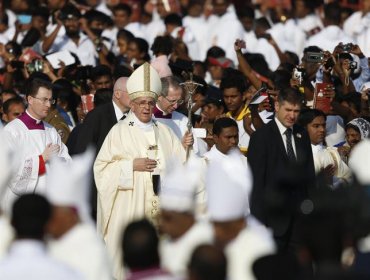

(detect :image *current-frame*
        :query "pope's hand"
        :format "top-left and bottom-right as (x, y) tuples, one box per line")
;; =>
(42, 143), (60, 162)
(133, 158), (157, 172)
(182, 131), (194, 148)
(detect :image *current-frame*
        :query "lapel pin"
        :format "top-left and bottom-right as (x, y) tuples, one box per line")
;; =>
(296, 133), (301, 138)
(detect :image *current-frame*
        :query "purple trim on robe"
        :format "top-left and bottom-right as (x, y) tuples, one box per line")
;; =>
(18, 112), (45, 130)
(153, 105), (172, 119)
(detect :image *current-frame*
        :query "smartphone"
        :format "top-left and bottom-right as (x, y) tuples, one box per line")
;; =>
(17, 14), (32, 25)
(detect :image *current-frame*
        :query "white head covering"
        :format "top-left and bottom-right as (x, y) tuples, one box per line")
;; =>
(127, 62), (162, 101)
(0, 130), (16, 205)
(46, 148), (95, 223)
(349, 139), (370, 185)
(346, 118), (370, 140)
(206, 149), (252, 222)
(160, 156), (202, 213)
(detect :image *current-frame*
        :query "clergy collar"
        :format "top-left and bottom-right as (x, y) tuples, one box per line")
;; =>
(19, 111), (45, 130)
(131, 112), (155, 131)
(153, 104), (172, 119)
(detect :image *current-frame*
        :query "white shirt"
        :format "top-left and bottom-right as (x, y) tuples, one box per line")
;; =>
(0, 240), (83, 280)
(306, 25), (353, 52)
(274, 117), (297, 156)
(48, 32), (97, 66)
(253, 38), (280, 71)
(113, 100), (124, 122)
(344, 11), (370, 57)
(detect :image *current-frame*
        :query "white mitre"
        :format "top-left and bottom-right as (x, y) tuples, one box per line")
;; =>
(160, 156), (203, 213)
(349, 139), (370, 186)
(46, 148), (95, 223)
(206, 149), (252, 222)
(127, 62), (162, 101)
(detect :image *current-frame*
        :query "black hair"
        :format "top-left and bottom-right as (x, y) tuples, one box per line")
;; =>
(206, 46), (226, 59)
(277, 87), (304, 105)
(164, 13), (183, 26)
(11, 194), (51, 240)
(91, 65), (112, 82)
(84, 9), (109, 24)
(113, 3), (132, 17)
(272, 69), (292, 90)
(31, 6), (49, 21)
(26, 78), (53, 98)
(122, 219), (159, 269)
(303, 46), (323, 54)
(151, 35), (173, 56)
(253, 17), (271, 30)
(132, 37), (150, 62)
(236, 4), (255, 19)
(213, 117), (238, 136)
(297, 108), (326, 128)
(220, 68), (247, 94)
(243, 53), (272, 78)
(117, 29), (135, 42)
(60, 4), (81, 19)
(3, 96), (25, 114)
(0, 12), (9, 25)
(52, 79), (80, 122)
(189, 244), (227, 280)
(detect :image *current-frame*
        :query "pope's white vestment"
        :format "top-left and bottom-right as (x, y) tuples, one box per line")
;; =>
(94, 112), (185, 280)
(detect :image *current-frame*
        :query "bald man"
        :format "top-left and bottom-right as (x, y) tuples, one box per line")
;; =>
(74, 77), (131, 220)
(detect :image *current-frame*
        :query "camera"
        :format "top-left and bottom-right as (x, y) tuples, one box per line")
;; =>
(293, 67), (305, 84)
(342, 43), (353, 52)
(26, 59), (43, 73)
(349, 61), (357, 69)
(306, 52), (324, 63)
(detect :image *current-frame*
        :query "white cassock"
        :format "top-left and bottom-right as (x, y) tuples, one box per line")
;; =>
(0, 240), (83, 280)
(224, 226), (276, 280)
(269, 22), (306, 56)
(94, 112), (186, 280)
(207, 6), (245, 65)
(170, 26), (201, 61)
(311, 144), (351, 187)
(305, 25), (353, 53)
(183, 15), (211, 61)
(344, 12), (370, 57)
(253, 38), (280, 71)
(48, 223), (112, 280)
(153, 108), (208, 156)
(2, 112), (71, 214)
(285, 14), (323, 37)
(0, 216), (13, 261)
(160, 221), (213, 277)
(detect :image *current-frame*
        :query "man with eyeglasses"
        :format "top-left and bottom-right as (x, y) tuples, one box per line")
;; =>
(154, 76), (204, 155)
(1, 78), (71, 215)
(94, 63), (193, 280)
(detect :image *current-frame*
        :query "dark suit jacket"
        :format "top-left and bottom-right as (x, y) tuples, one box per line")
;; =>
(74, 101), (118, 155)
(247, 119), (315, 238)
(73, 101), (118, 220)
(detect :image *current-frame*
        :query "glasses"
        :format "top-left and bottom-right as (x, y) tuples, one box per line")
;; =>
(164, 96), (184, 105)
(32, 96), (56, 105)
(134, 100), (156, 108)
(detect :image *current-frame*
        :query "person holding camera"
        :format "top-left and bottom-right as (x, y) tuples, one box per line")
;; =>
(42, 4), (97, 67)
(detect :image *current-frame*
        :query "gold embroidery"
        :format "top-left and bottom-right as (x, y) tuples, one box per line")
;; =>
(144, 63), (150, 92)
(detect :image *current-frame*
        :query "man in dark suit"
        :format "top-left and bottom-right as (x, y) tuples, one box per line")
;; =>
(247, 87), (315, 251)
(73, 77), (131, 219)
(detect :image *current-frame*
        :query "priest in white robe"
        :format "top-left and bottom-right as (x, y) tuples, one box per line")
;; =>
(94, 63), (192, 280)
(46, 150), (112, 280)
(159, 157), (213, 277)
(1, 78), (71, 215)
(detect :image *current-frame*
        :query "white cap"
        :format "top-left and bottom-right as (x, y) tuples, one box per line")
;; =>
(349, 139), (370, 185)
(46, 148), (95, 223)
(206, 149), (252, 222)
(127, 62), (162, 101)
(160, 156), (202, 213)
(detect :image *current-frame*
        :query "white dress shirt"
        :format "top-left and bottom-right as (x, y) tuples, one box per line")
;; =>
(275, 117), (297, 156)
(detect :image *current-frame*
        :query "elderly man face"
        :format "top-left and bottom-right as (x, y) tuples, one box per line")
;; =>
(130, 97), (156, 123)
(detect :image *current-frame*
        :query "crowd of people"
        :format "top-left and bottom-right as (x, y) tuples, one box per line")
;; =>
(1, 0), (370, 279)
